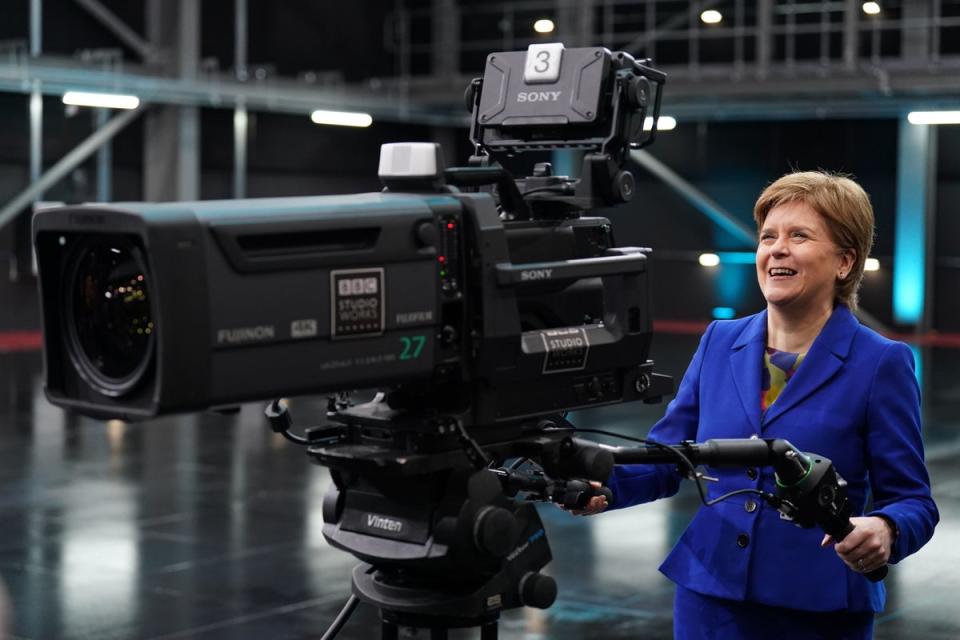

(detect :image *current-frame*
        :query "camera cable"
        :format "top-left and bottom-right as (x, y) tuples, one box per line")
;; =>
(319, 594), (360, 640)
(265, 399), (311, 446)
(564, 428), (778, 509)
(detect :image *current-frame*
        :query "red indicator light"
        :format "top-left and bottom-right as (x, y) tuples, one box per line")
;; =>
(447, 222), (455, 230)
(438, 256), (446, 263)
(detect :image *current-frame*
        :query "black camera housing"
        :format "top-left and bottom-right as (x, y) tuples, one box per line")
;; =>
(34, 190), (660, 425)
(34, 45), (668, 427)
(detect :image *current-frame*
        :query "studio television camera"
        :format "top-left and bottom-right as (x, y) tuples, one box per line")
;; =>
(33, 44), (876, 639)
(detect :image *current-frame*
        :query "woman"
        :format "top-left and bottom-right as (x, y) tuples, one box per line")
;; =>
(580, 172), (939, 639)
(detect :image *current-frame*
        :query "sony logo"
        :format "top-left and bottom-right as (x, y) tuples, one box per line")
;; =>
(517, 91), (562, 103)
(217, 325), (275, 344)
(366, 514), (404, 533)
(520, 268), (553, 281)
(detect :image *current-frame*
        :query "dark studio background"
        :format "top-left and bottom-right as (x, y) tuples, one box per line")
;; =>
(1, 2), (959, 639)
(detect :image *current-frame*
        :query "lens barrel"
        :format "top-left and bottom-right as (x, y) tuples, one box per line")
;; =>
(64, 237), (155, 396)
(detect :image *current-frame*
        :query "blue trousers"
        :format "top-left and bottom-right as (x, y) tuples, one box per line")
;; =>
(674, 585), (875, 640)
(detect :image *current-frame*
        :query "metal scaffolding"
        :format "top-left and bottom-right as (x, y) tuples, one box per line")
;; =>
(379, 0), (960, 118)
(0, 0), (955, 329)
(1, 2), (957, 126)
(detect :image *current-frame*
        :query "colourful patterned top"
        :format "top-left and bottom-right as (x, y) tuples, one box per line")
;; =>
(761, 347), (806, 412)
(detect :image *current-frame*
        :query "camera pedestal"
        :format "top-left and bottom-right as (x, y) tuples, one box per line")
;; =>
(352, 561), (551, 640)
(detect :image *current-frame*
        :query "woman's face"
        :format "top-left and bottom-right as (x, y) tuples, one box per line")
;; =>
(756, 201), (854, 313)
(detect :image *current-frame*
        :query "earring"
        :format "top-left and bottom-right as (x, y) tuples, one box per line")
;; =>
(838, 272), (847, 280)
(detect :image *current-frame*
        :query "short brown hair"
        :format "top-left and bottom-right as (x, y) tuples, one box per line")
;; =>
(753, 171), (875, 309)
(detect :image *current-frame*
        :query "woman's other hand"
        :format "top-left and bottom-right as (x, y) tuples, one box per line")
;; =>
(820, 516), (894, 573)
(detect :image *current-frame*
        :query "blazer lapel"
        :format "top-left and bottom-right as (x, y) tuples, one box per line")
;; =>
(730, 310), (767, 435)
(761, 305), (858, 430)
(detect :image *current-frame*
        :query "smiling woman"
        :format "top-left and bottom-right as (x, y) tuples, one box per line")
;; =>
(579, 170), (938, 640)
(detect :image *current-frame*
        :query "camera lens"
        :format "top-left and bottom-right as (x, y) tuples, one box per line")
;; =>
(65, 237), (155, 396)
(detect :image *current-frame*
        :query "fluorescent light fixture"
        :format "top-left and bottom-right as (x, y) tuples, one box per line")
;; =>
(534, 19), (555, 34)
(864, 258), (880, 272)
(699, 251), (756, 266)
(699, 253), (720, 267)
(716, 251), (757, 265)
(907, 111), (960, 125)
(862, 2), (881, 15)
(643, 115), (677, 131)
(310, 110), (373, 128)
(700, 9), (723, 24)
(657, 116), (676, 130)
(62, 91), (140, 110)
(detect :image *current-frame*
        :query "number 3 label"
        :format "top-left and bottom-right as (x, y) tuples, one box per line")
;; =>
(535, 50), (551, 73)
(524, 43), (564, 84)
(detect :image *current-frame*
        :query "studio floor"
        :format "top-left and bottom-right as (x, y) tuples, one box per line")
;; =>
(2, 277), (960, 639)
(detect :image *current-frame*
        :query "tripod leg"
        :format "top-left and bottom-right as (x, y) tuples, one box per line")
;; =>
(319, 594), (360, 640)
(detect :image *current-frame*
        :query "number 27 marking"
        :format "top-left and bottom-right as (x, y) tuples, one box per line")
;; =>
(400, 335), (426, 360)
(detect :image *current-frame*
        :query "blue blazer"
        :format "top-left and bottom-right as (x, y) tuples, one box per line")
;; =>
(607, 305), (939, 612)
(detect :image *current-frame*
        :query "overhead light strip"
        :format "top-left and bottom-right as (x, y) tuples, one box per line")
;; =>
(62, 91), (140, 109)
(310, 110), (373, 128)
(907, 111), (960, 125)
(643, 116), (676, 131)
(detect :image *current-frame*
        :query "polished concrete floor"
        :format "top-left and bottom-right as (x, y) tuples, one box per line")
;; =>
(2, 277), (960, 639)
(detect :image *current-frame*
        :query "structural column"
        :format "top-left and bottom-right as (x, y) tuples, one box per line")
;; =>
(843, 0), (859, 70)
(430, 0), (460, 167)
(144, 0), (201, 201)
(17, 0), (44, 279)
(901, 0), (933, 63)
(893, 120), (937, 329)
(95, 108), (112, 201)
(233, 0), (247, 199)
(29, 0), (42, 192)
(757, 0), (773, 78)
(432, 0), (459, 78)
(556, 0), (594, 48)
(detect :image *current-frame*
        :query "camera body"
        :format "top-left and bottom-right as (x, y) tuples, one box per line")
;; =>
(34, 44), (668, 428)
(34, 188), (659, 423)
